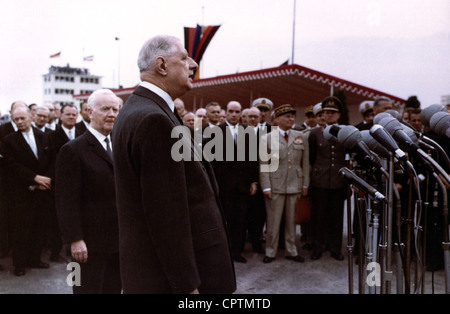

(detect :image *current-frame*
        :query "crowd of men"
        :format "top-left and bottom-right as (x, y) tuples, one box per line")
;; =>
(1, 92), (449, 291)
(0, 35), (448, 294)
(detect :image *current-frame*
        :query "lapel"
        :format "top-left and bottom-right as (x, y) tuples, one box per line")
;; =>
(287, 131), (295, 147)
(33, 128), (45, 160)
(133, 86), (181, 127)
(85, 131), (113, 166)
(134, 86), (205, 162)
(17, 129), (38, 161)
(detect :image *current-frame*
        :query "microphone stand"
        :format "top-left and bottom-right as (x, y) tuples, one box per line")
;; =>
(432, 172), (450, 294)
(385, 153), (395, 293)
(346, 183), (354, 294)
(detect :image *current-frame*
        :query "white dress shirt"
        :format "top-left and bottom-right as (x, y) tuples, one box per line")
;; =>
(22, 129), (38, 158)
(140, 81), (175, 113)
(88, 126), (112, 152)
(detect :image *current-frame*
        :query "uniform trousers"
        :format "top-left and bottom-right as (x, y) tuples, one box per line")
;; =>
(72, 252), (121, 294)
(310, 187), (346, 255)
(264, 193), (299, 258)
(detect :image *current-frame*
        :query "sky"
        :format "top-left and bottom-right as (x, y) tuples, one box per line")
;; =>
(1, 0), (449, 115)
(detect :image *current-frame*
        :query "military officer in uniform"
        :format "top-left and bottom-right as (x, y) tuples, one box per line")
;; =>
(354, 100), (375, 131)
(308, 96), (348, 261)
(259, 104), (310, 263)
(252, 97), (273, 134)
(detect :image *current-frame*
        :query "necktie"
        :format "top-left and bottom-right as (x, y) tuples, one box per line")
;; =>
(25, 132), (38, 158)
(233, 126), (238, 142)
(68, 129), (73, 140)
(105, 137), (113, 160)
(284, 131), (289, 142)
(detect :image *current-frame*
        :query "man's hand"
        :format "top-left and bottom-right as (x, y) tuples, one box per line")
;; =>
(301, 187), (308, 197)
(249, 182), (258, 196)
(71, 240), (88, 263)
(263, 190), (272, 200)
(34, 175), (51, 190)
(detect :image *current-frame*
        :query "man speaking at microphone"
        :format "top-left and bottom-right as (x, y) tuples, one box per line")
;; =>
(112, 35), (236, 294)
(308, 96), (348, 261)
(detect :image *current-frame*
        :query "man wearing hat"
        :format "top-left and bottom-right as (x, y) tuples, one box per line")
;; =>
(293, 105), (317, 131)
(252, 97), (273, 134)
(312, 102), (325, 127)
(259, 104), (310, 263)
(308, 96), (347, 261)
(355, 100), (375, 131)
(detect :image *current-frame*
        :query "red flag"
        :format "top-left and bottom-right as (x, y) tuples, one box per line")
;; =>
(184, 24), (220, 79)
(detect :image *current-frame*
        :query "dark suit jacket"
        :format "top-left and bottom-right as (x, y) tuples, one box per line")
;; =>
(2, 128), (55, 191)
(75, 120), (88, 134)
(50, 125), (84, 154)
(55, 130), (118, 255)
(0, 122), (16, 140)
(207, 123), (259, 196)
(355, 121), (372, 131)
(112, 85), (236, 294)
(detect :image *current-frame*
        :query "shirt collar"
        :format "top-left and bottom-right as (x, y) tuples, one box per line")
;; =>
(88, 126), (111, 146)
(140, 81), (175, 113)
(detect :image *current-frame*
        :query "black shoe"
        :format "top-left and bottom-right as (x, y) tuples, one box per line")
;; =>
(14, 267), (26, 276)
(29, 261), (50, 269)
(233, 255), (247, 263)
(263, 256), (275, 263)
(331, 252), (344, 261)
(311, 250), (322, 260)
(252, 243), (265, 254)
(285, 255), (305, 263)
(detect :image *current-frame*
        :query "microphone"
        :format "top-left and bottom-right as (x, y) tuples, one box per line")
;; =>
(385, 109), (401, 120)
(430, 111), (450, 136)
(420, 104), (447, 127)
(337, 125), (384, 170)
(373, 112), (393, 125)
(378, 116), (440, 172)
(339, 167), (386, 201)
(378, 116), (419, 151)
(323, 124), (341, 142)
(360, 130), (391, 159)
(370, 124), (407, 162)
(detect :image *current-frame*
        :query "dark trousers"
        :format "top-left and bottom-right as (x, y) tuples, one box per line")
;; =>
(220, 190), (248, 258)
(73, 252), (122, 294)
(310, 187), (346, 254)
(12, 192), (48, 267)
(246, 187), (266, 245)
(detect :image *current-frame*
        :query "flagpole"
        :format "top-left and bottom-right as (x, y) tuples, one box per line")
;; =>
(291, 0), (297, 65)
(116, 37), (121, 88)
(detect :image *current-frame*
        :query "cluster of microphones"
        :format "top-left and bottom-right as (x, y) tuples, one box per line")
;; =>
(324, 104), (450, 201)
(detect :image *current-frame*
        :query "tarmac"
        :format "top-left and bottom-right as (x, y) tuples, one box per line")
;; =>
(0, 209), (447, 294)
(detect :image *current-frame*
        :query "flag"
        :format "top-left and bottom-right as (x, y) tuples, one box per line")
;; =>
(83, 55), (94, 61)
(184, 24), (220, 79)
(50, 51), (61, 58)
(280, 60), (289, 66)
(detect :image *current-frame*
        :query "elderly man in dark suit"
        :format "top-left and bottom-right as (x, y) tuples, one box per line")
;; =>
(50, 104), (84, 154)
(0, 101), (28, 258)
(112, 35), (236, 294)
(1, 106), (55, 276)
(55, 88), (121, 294)
(208, 101), (259, 263)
